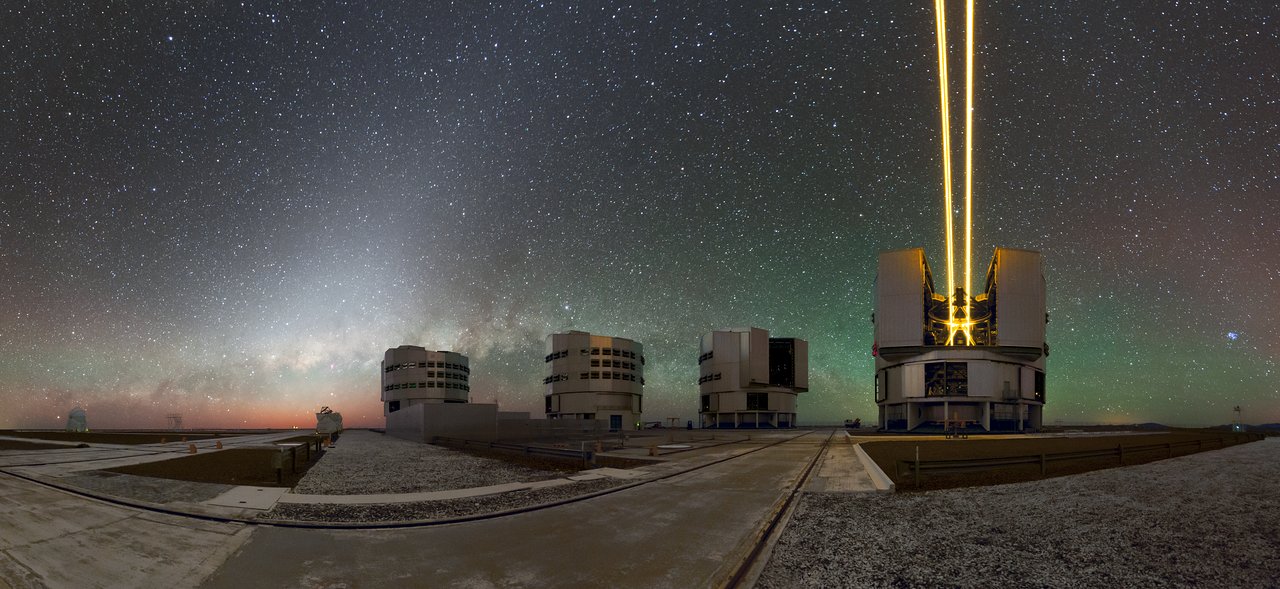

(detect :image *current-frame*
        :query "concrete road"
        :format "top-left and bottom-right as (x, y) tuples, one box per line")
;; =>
(200, 433), (829, 589)
(0, 473), (251, 589)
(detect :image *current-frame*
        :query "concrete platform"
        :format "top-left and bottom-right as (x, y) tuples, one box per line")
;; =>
(0, 472), (252, 588)
(805, 433), (894, 493)
(277, 479), (578, 505)
(202, 434), (831, 588)
(203, 486), (291, 510)
(0, 432), (830, 588)
(2, 430), (1271, 588)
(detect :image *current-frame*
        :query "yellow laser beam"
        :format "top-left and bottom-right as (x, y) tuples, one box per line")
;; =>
(933, 0), (955, 334)
(935, 0), (978, 346)
(964, 0), (974, 335)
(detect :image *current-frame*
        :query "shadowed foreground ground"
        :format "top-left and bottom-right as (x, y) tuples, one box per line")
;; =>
(760, 438), (1279, 588)
(861, 431), (1259, 491)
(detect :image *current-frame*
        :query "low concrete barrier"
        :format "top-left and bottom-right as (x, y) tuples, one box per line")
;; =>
(853, 443), (895, 492)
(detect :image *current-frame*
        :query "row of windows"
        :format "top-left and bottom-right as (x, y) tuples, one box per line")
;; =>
(385, 361), (470, 374)
(383, 382), (471, 392)
(697, 373), (723, 385)
(580, 371), (642, 383)
(697, 351), (714, 364)
(591, 359), (637, 370)
(594, 347), (638, 359)
(544, 373), (647, 384)
(388, 370), (467, 381)
(548, 348), (647, 364)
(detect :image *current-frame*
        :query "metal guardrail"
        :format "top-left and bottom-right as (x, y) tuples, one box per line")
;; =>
(431, 436), (594, 464)
(894, 432), (1266, 486)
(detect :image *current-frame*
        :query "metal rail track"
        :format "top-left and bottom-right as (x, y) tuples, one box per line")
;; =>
(723, 429), (836, 589)
(0, 429), (824, 531)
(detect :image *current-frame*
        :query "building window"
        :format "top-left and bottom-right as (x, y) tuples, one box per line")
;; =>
(1034, 371), (1046, 403)
(925, 362), (968, 397)
(701, 395), (711, 412)
(545, 396), (552, 412)
(388, 400), (400, 412)
(747, 392), (768, 410)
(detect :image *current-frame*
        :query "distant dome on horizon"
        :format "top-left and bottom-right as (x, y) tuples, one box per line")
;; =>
(66, 407), (88, 432)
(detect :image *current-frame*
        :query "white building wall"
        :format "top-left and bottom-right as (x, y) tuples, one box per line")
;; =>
(968, 361), (995, 397)
(790, 339), (810, 390)
(993, 248), (1046, 349)
(699, 327), (807, 429)
(1020, 366), (1038, 400)
(902, 364), (924, 399)
(545, 331), (644, 430)
(381, 346), (470, 417)
(875, 249), (929, 348)
(385, 402), (498, 443)
(874, 247), (1047, 433)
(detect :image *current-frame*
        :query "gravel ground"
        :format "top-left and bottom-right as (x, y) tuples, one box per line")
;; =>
(262, 478), (625, 523)
(60, 470), (233, 504)
(759, 438), (1280, 588)
(291, 430), (566, 494)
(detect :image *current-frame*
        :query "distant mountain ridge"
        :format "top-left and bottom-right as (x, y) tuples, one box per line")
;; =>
(1205, 423), (1280, 433)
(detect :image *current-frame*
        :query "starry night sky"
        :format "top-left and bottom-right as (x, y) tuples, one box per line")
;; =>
(2, 1), (1276, 429)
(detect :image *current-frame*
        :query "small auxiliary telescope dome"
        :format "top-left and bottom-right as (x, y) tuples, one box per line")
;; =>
(66, 407), (88, 432)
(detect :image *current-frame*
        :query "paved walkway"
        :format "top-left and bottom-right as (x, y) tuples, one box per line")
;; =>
(807, 432), (882, 492)
(199, 434), (830, 588)
(0, 472), (251, 589)
(0, 430), (886, 588)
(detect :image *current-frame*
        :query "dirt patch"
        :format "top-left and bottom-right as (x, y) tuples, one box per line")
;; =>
(0, 430), (236, 445)
(594, 455), (661, 469)
(0, 440), (72, 450)
(449, 446), (589, 473)
(61, 470), (233, 504)
(105, 436), (325, 487)
(862, 431), (1260, 491)
(444, 445), (659, 472)
(263, 478), (626, 523)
